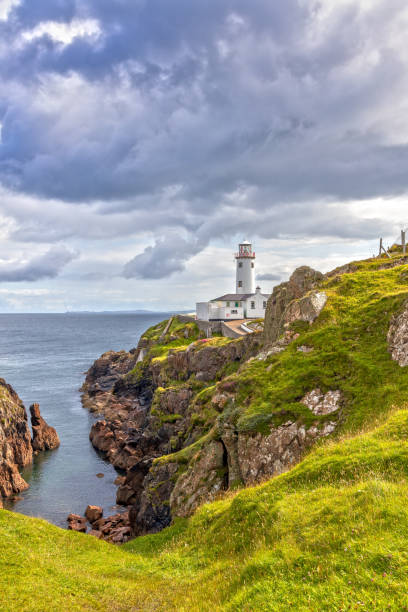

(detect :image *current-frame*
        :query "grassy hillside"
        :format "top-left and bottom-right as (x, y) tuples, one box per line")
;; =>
(2, 408), (408, 610)
(219, 255), (408, 436)
(4, 254), (408, 610)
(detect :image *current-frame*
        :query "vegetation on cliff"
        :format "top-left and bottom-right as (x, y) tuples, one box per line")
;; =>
(4, 253), (408, 609)
(2, 408), (408, 610)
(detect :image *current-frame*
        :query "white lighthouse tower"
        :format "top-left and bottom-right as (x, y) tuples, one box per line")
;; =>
(235, 240), (255, 294)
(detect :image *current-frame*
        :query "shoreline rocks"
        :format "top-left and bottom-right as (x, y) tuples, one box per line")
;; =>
(67, 507), (131, 543)
(0, 379), (33, 498)
(30, 403), (60, 452)
(0, 380), (60, 503)
(82, 330), (263, 537)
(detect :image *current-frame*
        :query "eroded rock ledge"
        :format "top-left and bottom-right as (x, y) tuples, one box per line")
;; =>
(0, 380), (59, 501)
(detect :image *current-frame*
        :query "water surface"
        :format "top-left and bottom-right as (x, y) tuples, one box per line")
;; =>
(1, 312), (167, 527)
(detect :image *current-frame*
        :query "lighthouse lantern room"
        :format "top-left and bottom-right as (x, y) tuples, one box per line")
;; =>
(235, 240), (255, 294)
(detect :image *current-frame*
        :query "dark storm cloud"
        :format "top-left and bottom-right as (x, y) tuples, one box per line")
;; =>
(0, 245), (76, 281)
(0, 0), (407, 279)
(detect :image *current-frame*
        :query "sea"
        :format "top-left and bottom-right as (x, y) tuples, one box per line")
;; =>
(1, 312), (169, 527)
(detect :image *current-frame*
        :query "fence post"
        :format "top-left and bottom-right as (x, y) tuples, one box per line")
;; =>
(379, 238), (383, 257)
(402, 230), (407, 255)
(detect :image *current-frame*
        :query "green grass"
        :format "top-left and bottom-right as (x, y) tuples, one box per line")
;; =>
(5, 256), (408, 610)
(227, 255), (408, 435)
(4, 409), (408, 610)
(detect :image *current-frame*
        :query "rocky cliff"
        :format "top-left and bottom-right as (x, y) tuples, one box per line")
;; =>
(82, 322), (263, 536)
(82, 255), (408, 542)
(0, 381), (59, 500)
(0, 379), (32, 498)
(82, 265), (343, 539)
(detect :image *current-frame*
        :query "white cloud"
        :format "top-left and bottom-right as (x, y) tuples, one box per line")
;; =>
(0, 0), (19, 21)
(22, 19), (101, 45)
(0, 288), (49, 295)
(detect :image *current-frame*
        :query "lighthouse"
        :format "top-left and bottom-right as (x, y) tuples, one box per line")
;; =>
(235, 240), (255, 294)
(196, 240), (270, 323)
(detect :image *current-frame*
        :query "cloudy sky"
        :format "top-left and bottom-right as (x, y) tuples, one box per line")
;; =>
(0, 0), (407, 312)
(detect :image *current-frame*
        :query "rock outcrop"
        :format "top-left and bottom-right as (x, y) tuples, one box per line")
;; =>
(301, 389), (343, 415)
(388, 300), (408, 366)
(264, 266), (325, 344)
(82, 323), (263, 536)
(0, 382), (59, 501)
(82, 282), (338, 541)
(170, 419), (337, 519)
(30, 404), (60, 452)
(170, 442), (226, 518)
(67, 508), (131, 543)
(0, 379), (32, 498)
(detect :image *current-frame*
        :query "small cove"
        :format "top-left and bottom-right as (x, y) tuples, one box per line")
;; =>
(1, 312), (167, 527)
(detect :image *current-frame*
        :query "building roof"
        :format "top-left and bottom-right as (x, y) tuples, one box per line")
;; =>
(211, 293), (270, 302)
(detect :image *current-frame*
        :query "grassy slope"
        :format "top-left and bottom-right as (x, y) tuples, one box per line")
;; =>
(4, 255), (408, 610)
(3, 410), (408, 610)
(231, 255), (408, 435)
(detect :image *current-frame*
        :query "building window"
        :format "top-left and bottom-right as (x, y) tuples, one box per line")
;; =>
(251, 301), (255, 309)
(263, 301), (267, 308)
(226, 301), (230, 307)
(238, 281), (243, 287)
(251, 263), (254, 268)
(231, 309), (238, 314)
(235, 302), (239, 307)
(238, 262), (243, 268)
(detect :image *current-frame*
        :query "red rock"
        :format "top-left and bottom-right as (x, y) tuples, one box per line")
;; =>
(0, 379), (32, 499)
(114, 475), (126, 486)
(85, 505), (103, 523)
(92, 517), (108, 530)
(68, 519), (87, 532)
(67, 513), (82, 523)
(30, 403), (60, 451)
(101, 522), (113, 535)
(89, 529), (103, 539)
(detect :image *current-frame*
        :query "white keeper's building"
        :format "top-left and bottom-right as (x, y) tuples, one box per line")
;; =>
(196, 241), (270, 321)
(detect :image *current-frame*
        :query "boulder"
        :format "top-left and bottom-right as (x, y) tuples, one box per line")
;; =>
(85, 505), (103, 523)
(67, 513), (82, 523)
(89, 529), (103, 539)
(30, 404), (60, 452)
(68, 518), (87, 532)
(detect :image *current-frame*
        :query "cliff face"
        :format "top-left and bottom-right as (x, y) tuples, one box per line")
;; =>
(82, 290), (337, 537)
(82, 254), (408, 542)
(0, 379), (32, 498)
(82, 325), (263, 535)
(0, 381), (59, 500)
(263, 265), (325, 344)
